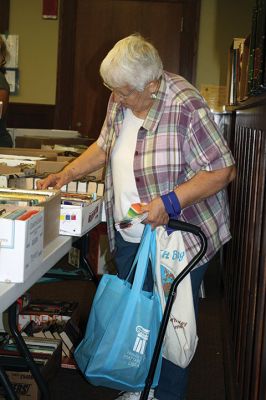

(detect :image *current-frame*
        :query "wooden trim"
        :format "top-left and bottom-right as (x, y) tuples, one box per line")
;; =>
(7, 103), (55, 129)
(0, 0), (10, 34)
(179, 0), (201, 84)
(53, 0), (77, 130)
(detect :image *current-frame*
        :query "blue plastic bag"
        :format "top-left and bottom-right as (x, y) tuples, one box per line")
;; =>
(74, 225), (162, 391)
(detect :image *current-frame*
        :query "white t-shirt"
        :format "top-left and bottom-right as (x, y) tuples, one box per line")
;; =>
(111, 108), (145, 242)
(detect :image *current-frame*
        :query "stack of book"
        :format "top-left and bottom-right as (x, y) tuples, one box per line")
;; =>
(0, 189), (52, 206)
(0, 335), (61, 369)
(226, 0), (266, 104)
(18, 299), (81, 369)
(18, 299), (78, 330)
(0, 334), (62, 399)
(0, 187), (61, 247)
(248, 0), (266, 95)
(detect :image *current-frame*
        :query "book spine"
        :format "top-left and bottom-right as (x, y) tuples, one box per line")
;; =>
(17, 209), (39, 221)
(3, 208), (28, 220)
(261, 0), (266, 87)
(248, 6), (258, 94)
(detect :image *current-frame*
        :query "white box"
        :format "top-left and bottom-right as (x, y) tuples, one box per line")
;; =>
(0, 175), (35, 190)
(67, 181), (77, 192)
(76, 181), (87, 193)
(0, 188), (61, 247)
(59, 198), (102, 236)
(0, 207), (44, 283)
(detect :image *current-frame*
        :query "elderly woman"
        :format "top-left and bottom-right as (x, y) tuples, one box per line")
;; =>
(0, 35), (12, 147)
(37, 34), (236, 400)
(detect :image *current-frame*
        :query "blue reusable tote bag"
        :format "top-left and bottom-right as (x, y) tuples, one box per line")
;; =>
(74, 225), (162, 391)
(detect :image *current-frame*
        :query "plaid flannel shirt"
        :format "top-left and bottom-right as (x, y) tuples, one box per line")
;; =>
(97, 71), (235, 265)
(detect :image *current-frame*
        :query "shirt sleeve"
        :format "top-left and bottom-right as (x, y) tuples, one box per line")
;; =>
(97, 116), (109, 151)
(183, 106), (235, 173)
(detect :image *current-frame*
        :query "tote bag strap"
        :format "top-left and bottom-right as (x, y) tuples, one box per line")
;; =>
(125, 224), (150, 281)
(126, 225), (155, 294)
(149, 230), (157, 283)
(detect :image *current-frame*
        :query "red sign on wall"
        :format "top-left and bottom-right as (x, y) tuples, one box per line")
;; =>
(42, 0), (58, 19)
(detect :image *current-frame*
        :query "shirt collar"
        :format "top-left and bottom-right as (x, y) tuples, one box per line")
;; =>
(142, 72), (167, 133)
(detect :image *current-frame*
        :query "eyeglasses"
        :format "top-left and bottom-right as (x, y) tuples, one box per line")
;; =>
(103, 81), (137, 100)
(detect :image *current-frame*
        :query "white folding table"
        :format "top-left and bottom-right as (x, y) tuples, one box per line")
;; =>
(0, 235), (73, 399)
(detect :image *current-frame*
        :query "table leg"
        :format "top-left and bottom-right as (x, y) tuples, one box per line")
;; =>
(7, 302), (50, 400)
(44, 232), (99, 286)
(80, 232), (99, 287)
(0, 365), (18, 400)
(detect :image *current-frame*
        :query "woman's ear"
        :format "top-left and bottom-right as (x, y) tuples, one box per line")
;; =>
(147, 80), (158, 93)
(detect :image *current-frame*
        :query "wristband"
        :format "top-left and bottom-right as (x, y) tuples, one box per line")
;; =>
(161, 191), (181, 217)
(168, 191), (181, 215)
(161, 193), (175, 217)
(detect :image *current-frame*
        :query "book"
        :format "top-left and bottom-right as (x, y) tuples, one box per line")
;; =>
(226, 38), (245, 105)
(21, 318), (81, 363)
(238, 35), (251, 101)
(0, 342), (55, 358)
(61, 356), (77, 369)
(0, 353), (49, 369)
(20, 300), (78, 317)
(17, 209), (39, 220)
(115, 203), (148, 231)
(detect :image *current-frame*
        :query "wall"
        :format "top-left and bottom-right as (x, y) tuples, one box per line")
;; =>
(8, 0), (254, 104)
(195, 0), (255, 89)
(8, 0), (59, 104)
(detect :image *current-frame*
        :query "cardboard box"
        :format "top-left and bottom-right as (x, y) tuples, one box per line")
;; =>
(35, 160), (69, 174)
(0, 188), (61, 247)
(0, 147), (58, 160)
(0, 165), (35, 176)
(0, 337), (62, 400)
(56, 156), (75, 163)
(0, 155), (45, 166)
(15, 136), (93, 149)
(59, 198), (102, 236)
(0, 154), (46, 176)
(0, 206), (44, 283)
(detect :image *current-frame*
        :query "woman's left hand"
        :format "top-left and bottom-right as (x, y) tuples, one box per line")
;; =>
(141, 197), (169, 230)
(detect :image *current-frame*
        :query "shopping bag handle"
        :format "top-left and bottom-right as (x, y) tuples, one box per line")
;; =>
(140, 220), (207, 400)
(126, 224), (157, 294)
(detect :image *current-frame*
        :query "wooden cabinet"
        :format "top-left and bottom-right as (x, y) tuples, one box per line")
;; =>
(222, 95), (266, 400)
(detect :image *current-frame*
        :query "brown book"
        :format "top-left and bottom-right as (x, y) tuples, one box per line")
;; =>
(238, 35), (251, 101)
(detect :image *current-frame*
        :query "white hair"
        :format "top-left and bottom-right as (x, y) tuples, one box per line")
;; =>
(100, 34), (163, 91)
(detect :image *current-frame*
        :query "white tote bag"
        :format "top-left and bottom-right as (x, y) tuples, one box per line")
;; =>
(155, 226), (198, 368)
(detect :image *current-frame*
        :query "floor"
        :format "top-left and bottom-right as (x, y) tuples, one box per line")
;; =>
(27, 253), (227, 400)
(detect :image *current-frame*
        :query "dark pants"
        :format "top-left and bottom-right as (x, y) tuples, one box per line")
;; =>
(114, 231), (209, 400)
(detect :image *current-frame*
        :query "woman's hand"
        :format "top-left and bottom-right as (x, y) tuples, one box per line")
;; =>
(36, 169), (73, 190)
(141, 197), (169, 230)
